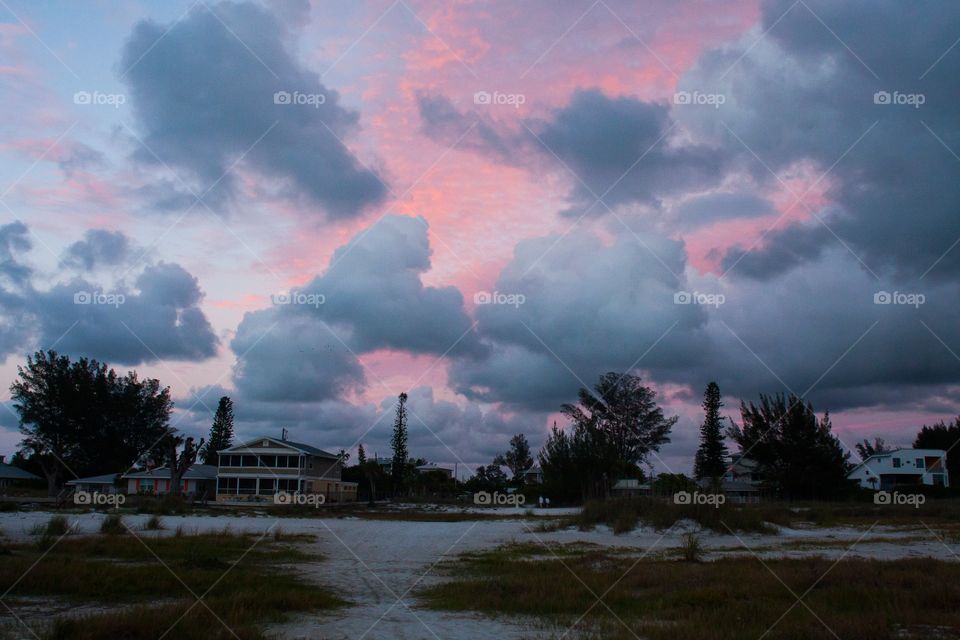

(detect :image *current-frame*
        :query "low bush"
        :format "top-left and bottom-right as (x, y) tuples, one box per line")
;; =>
(99, 513), (125, 535)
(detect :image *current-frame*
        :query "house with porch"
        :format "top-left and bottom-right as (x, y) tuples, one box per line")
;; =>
(847, 448), (949, 490)
(215, 436), (357, 503)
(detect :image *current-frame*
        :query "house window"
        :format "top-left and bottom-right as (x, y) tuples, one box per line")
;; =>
(259, 478), (275, 494)
(238, 478), (256, 494)
(916, 458), (925, 469)
(893, 458), (901, 468)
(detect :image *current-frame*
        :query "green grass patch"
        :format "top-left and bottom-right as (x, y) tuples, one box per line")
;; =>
(420, 542), (960, 639)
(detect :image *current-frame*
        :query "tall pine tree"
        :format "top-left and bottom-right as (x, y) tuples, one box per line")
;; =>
(390, 392), (409, 495)
(201, 396), (235, 465)
(357, 443), (367, 464)
(693, 382), (728, 483)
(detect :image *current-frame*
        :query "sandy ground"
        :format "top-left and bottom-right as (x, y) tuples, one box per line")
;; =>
(1, 509), (957, 639)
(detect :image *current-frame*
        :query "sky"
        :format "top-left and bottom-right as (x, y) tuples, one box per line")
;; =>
(0, 0), (959, 476)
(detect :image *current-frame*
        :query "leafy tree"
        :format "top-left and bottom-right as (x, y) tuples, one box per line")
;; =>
(494, 433), (533, 483)
(12, 350), (172, 495)
(539, 422), (580, 502)
(465, 463), (508, 493)
(357, 443), (367, 464)
(694, 382), (728, 483)
(200, 396), (234, 465)
(560, 372), (676, 497)
(390, 392), (409, 496)
(337, 449), (350, 467)
(651, 472), (697, 496)
(854, 437), (889, 460)
(727, 394), (851, 500)
(914, 418), (960, 483)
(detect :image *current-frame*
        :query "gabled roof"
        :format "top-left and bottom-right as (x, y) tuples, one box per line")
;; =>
(416, 463), (452, 473)
(0, 462), (40, 481)
(123, 464), (218, 480)
(66, 473), (119, 486)
(219, 436), (337, 459)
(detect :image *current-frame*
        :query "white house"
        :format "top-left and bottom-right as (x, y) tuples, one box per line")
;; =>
(847, 448), (949, 490)
(216, 436), (357, 503)
(416, 463), (453, 478)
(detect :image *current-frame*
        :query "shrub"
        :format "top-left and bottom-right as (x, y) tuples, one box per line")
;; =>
(144, 515), (164, 531)
(612, 508), (639, 534)
(0, 501), (17, 512)
(100, 513), (126, 535)
(33, 515), (70, 537)
(678, 533), (703, 562)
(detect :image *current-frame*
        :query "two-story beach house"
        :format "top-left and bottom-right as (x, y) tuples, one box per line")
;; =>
(215, 436), (357, 503)
(847, 448), (949, 490)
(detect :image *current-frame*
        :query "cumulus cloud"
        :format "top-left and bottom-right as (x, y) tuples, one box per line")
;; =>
(418, 89), (726, 216)
(121, 1), (386, 217)
(449, 223), (960, 418)
(450, 228), (713, 410)
(677, 0), (960, 281)
(35, 263), (219, 365)
(231, 215), (480, 402)
(60, 229), (133, 271)
(0, 222), (35, 356)
(0, 223), (218, 365)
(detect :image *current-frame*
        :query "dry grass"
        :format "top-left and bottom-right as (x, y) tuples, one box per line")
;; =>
(420, 542), (960, 639)
(1, 530), (343, 639)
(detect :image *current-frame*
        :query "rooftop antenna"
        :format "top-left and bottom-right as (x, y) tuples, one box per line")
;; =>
(281, 428), (288, 441)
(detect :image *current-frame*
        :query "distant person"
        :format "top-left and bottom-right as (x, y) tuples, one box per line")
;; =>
(545, 497), (551, 508)
(538, 495), (544, 508)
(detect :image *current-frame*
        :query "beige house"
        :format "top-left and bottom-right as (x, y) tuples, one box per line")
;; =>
(216, 436), (357, 503)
